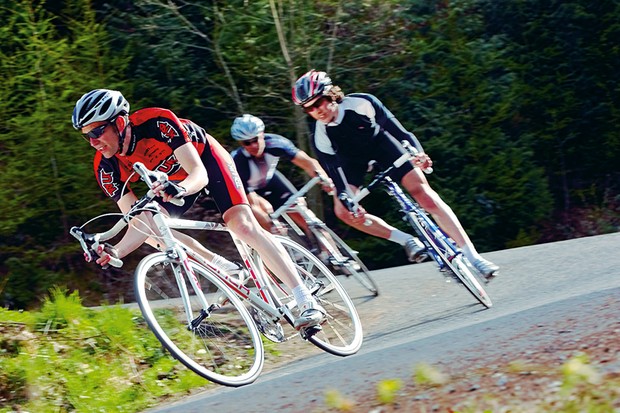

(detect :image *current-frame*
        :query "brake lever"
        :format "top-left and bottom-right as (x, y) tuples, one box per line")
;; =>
(401, 141), (433, 174)
(69, 226), (123, 268)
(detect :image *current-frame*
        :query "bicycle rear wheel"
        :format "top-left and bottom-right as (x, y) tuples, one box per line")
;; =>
(273, 236), (363, 356)
(407, 213), (493, 308)
(134, 252), (264, 387)
(313, 225), (379, 296)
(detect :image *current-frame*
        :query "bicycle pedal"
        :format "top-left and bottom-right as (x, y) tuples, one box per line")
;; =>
(300, 325), (322, 339)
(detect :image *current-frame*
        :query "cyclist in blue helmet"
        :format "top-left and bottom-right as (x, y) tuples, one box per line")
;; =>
(230, 114), (332, 234)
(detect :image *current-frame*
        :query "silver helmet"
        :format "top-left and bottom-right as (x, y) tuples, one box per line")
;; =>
(72, 89), (130, 129)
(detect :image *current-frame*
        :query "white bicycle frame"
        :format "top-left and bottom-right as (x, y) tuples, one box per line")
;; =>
(271, 176), (326, 238)
(85, 200), (299, 329)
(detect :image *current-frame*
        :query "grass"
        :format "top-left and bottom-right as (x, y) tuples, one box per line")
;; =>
(0, 287), (212, 413)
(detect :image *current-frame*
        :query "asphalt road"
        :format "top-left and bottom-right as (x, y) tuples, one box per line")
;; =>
(145, 232), (620, 412)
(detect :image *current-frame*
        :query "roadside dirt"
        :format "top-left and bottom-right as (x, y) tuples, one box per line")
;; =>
(302, 293), (620, 412)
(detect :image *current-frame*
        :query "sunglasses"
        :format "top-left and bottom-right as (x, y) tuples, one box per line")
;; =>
(302, 96), (329, 113)
(82, 122), (112, 141)
(241, 137), (260, 146)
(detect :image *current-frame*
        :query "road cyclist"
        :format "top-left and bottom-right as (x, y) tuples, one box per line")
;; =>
(71, 89), (326, 331)
(229, 114), (375, 285)
(291, 70), (500, 279)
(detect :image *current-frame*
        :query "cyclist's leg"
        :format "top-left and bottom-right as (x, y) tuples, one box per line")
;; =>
(247, 191), (277, 232)
(332, 190), (425, 261)
(204, 137), (325, 327)
(400, 167), (499, 277)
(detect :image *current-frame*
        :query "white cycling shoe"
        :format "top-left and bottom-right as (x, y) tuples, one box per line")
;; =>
(294, 301), (326, 330)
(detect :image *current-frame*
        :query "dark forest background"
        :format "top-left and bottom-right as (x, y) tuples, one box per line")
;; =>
(1, 0), (618, 308)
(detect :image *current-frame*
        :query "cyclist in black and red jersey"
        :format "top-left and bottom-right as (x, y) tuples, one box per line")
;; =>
(292, 70), (499, 279)
(72, 89), (325, 330)
(229, 114), (333, 235)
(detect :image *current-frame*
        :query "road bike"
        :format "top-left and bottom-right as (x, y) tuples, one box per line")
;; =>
(70, 162), (363, 387)
(270, 176), (379, 296)
(341, 142), (493, 308)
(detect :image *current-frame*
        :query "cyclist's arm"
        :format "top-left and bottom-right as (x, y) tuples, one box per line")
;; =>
(108, 192), (157, 259)
(366, 94), (424, 153)
(311, 131), (348, 195)
(152, 142), (208, 202)
(291, 150), (328, 178)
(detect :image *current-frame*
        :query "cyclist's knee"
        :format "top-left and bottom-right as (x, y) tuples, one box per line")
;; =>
(224, 207), (260, 238)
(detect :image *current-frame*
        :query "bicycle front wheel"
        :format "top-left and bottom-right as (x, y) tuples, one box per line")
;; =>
(134, 252), (264, 387)
(406, 212), (492, 308)
(449, 255), (493, 308)
(314, 225), (379, 296)
(274, 236), (363, 356)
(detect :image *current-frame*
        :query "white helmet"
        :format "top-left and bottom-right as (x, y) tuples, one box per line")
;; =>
(230, 114), (265, 141)
(72, 89), (130, 129)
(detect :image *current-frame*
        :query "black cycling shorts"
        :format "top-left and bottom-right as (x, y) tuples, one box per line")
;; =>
(339, 133), (415, 188)
(255, 171), (298, 209)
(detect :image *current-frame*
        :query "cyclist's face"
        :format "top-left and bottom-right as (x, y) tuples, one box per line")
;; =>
(82, 120), (118, 158)
(241, 132), (265, 157)
(303, 96), (337, 124)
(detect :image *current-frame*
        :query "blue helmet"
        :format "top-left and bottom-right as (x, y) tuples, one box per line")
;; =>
(292, 70), (332, 106)
(230, 114), (265, 141)
(72, 89), (129, 129)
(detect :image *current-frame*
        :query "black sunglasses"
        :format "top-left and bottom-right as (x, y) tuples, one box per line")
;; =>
(82, 122), (112, 141)
(241, 137), (259, 146)
(303, 96), (329, 113)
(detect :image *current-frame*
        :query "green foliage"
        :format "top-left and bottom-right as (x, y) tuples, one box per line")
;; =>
(1, 0), (619, 308)
(324, 388), (355, 411)
(0, 288), (211, 412)
(413, 362), (448, 386)
(376, 378), (402, 404)
(0, 0), (132, 309)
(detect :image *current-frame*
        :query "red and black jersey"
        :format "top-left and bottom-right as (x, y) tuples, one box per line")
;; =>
(93, 108), (206, 202)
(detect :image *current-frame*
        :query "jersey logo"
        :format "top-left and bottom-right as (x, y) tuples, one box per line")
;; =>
(157, 120), (179, 142)
(155, 155), (182, 175)
(99, 170), (119, 198)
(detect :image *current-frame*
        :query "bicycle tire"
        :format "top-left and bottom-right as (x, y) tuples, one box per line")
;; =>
(313, 225), (379, 296)
(450, 255), (493, 308)
(406, 213), (493, 308)
(134, 252), (264, 387)
(272, 236), (363, 356)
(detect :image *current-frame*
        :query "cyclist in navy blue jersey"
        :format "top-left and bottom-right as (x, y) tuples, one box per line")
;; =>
(292, 70), (499, 278)
(230, 114), (332, 236)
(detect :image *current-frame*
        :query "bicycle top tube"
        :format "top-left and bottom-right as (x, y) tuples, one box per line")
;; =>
(350, 141), (427, 206)
(271, 174), (332, 219)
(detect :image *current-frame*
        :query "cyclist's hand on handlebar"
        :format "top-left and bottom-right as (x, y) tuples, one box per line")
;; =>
(315, 172), (335, 194)
(94, 243), (120, 269)
(413, 153), (433, 171)
(338, 192), (368, 225)
(152, 180), (187, 203)
(320, 178), (335, 194)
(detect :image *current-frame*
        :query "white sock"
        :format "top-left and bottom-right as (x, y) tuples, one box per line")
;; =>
(212, 254), (239, 273)
(461, 244), (482, 263)
(292, 285), (315, 310)
(388, 229), (416, 246)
